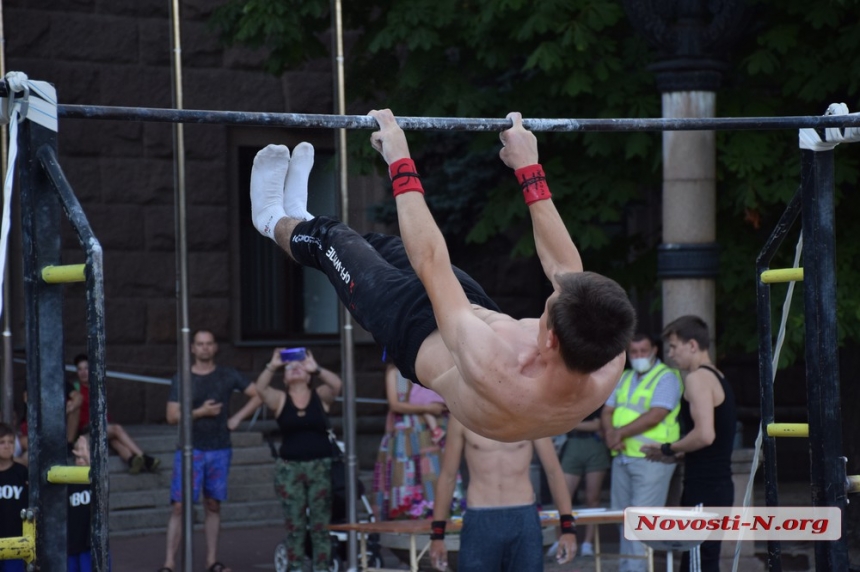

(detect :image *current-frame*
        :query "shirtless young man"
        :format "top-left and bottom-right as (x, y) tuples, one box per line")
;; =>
(429, 416), (577, 571)
(249, 110), (635, 442)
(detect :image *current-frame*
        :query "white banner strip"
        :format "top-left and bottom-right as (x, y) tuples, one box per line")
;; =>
(625, 506), (841, 543)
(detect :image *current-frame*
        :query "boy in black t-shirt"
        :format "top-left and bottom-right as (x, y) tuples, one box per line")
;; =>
(0, 422), (28, 572)
(67, 435), (109, 572)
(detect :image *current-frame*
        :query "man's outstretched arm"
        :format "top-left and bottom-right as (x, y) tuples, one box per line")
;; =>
(500, 112), (583, 288)
(367, 110), (460, 296)
(368, 110), (503, 375)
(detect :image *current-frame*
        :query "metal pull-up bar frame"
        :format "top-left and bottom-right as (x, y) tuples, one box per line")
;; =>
(3, 74), (854, 572)
(2, 79), (860, 133)
(50, 104), (860, 133)
(755, 148), (849, 572)
(17, 110), (109, 572)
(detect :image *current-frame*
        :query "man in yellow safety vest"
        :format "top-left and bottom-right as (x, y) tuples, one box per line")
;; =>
(601, 333), (683, 572)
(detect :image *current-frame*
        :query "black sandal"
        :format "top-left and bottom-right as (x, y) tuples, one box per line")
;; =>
(207, 562), (231, 572)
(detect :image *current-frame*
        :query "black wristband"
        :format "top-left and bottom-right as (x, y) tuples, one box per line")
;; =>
(430, 520), (446, 540)
(661, 442), (676, 456)
(560, 514), (576, 535)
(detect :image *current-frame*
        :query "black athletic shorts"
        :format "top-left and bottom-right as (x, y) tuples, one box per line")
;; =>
(289, 217), (500, 384)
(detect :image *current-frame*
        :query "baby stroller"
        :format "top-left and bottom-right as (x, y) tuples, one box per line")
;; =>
(270, 435), (383, 571)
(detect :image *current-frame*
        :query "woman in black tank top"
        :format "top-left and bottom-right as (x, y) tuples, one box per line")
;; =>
(643, 316), (737, 572)
(254, 349), (343, 572)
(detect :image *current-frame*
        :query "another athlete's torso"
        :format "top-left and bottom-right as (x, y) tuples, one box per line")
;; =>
(416, 305), (624, 442)
(462, 432), (534, 507)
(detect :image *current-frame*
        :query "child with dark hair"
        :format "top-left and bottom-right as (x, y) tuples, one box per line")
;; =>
(0, 422), (28, 572)
(69, 354), (158, 474)
(67, 435), (110, 572)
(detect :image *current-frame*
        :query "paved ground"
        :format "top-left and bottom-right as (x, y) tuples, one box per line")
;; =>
(109, 523), (792, 572)
(111, 523), (625, 571)
(112, 524), (284, 571)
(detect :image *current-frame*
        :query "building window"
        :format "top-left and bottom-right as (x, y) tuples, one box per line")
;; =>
(236, 145), (339, 341)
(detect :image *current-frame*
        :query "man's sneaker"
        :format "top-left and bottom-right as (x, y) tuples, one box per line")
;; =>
(545, 540), (559, 559)
(580, 541), (594, 557)
(128, 455), (145, 475)
(143, 454), (161, 473)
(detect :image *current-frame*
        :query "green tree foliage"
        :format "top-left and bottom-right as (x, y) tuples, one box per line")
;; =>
(211, 0), (860, 363)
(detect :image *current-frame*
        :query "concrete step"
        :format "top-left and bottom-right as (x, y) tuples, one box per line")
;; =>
(121, 428), (263, 455)
(106, 444), (274, 474)
(110, 482), (277, 512)
(109, 500), (284, 534)
(110, 488), (165, 511)
(107, 471), (171, 493)
(105, 424), (382, 536)
(109, 506), (170, 533)
(109, 463), (275, 493)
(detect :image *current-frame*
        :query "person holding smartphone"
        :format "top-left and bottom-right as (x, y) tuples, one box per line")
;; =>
(255, 347), (343, 572)
(160, 330), (262, 572)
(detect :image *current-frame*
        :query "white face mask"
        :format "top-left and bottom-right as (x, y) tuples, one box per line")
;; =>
(630, 357), (653, 374)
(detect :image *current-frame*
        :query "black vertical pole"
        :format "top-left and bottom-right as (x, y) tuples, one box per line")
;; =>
(800, 149), (848, 572)
(18, 112), (68, 569)
(37, 145), (109, 572)
(754, 186), (801, 572)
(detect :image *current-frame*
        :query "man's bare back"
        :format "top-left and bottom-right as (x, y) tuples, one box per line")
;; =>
(415, 305), (626, 442)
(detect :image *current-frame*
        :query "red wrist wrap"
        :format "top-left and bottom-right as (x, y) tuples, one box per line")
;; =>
(389, 158), (424, 197)
(430, 520), (446, 540)
(515, 163), (551, 206)
(560, 514), (576, 534)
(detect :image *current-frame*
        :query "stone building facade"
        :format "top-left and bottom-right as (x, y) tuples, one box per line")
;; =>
(4, 0), (547, 429)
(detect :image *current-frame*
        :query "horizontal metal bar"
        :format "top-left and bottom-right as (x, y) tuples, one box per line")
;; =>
(761, 268), (804, 284)
(41, 263), (86, 284)
(47, 465), (90, 484)
(76, 368), (171, 386)
(12, 356), (389, 395)
(57, 104), (860, 132)
(767, 423), (809, 437)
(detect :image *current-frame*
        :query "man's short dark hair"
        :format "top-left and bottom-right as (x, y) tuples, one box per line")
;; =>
(549, 272), (636, 373)
(662, 315), (710, 351)
(73, 354), (88, 366)
(0, 422), (15, 440)
(191, 329), (215, 343)
(630, 332), (653, 346)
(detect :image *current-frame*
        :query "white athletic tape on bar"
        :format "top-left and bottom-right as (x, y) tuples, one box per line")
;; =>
(0, 72), (59, 321)
(799, 102), (860, 151)
(2, 71), (58, 131)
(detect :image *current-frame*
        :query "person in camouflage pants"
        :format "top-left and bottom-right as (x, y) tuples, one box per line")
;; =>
(275, 456), (333, 570)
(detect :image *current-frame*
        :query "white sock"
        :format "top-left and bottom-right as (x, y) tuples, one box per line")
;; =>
(250, 144), (290, 240)
(283, 141), (314, 220)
